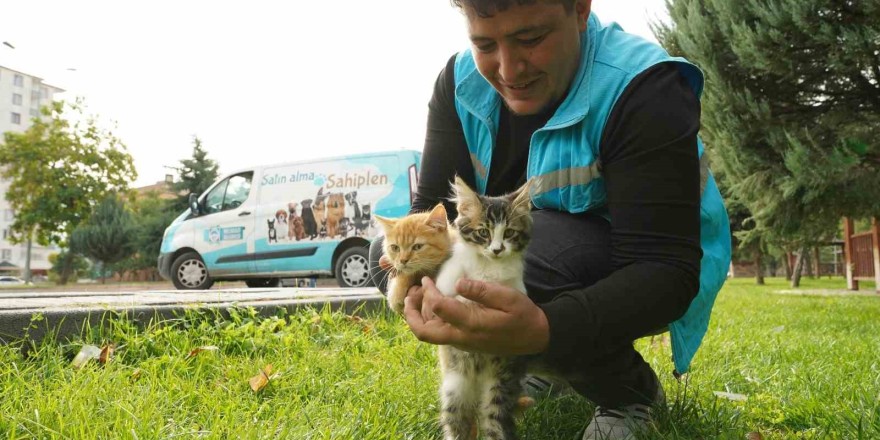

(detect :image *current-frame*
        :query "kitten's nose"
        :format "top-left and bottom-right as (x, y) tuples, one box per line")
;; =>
(492, 248), (503, 255)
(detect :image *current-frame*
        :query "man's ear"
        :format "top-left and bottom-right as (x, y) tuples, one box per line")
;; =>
(575, 0), (591, 32)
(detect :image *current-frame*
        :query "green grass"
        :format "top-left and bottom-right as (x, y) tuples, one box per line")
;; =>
(0, 277), (878, 439)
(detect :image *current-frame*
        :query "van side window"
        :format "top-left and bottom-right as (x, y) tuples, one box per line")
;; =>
(223, 173), (253, 210)
(203, 172), (253, 215)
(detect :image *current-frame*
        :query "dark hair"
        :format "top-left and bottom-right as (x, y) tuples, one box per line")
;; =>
(450, 0), (576, 18)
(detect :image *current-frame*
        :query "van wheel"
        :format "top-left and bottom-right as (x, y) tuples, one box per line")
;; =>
(171, 251), (214, 290)
(245, 278), (280, 288)
(335, 247), (373, 288)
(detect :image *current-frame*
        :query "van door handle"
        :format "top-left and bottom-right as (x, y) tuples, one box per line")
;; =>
(238, 211), (251, 216)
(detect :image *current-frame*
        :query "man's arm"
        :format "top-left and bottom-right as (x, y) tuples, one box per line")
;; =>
(411, 54), (474, 218)
(537, 62), (703, 366)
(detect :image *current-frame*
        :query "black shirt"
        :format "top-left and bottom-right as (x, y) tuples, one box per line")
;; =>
(413, 54), (703, 365)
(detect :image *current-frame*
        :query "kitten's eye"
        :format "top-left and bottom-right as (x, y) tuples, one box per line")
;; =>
(389, 244), (399, 252)
(503, 229), (516, 239)
(412, 244), (423, 251)
(477, 229), (490, 239)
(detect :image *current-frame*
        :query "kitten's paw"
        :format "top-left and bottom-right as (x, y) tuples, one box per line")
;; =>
(387, 295), (405, 314)
(387, 278), (406, 314)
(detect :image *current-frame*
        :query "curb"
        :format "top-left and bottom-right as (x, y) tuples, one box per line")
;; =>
(0, 288), (386, 345)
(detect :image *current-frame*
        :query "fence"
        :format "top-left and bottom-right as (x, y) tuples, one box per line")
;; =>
(843, 217), (880, 291)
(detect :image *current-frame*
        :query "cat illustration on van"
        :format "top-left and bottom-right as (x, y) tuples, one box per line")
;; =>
(312, 188), (328, 239)
(326, 192), (346, 238)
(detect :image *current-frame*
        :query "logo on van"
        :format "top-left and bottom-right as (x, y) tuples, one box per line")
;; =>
(204, 226), (246, 244)
(325, 171), (388, 189)
(261, 170), (317, 186)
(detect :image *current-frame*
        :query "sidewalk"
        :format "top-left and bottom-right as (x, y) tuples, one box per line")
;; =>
(0, 287), (384, 344)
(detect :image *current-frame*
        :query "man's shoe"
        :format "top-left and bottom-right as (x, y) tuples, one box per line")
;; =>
(521, 374), (574, 400)
(581, 381), (665, 440)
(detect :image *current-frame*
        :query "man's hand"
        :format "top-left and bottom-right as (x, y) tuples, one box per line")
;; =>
(403, 276), (550, 355)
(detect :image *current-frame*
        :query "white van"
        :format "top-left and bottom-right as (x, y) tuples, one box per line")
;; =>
(158, 150), (421, 289)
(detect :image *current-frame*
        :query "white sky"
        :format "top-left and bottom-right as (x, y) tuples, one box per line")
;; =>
(1, 1), (669, 187)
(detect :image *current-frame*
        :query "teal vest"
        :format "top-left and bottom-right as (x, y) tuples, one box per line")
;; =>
(453, 13), (731, 373)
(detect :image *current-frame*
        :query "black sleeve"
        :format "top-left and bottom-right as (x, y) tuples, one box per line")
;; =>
(538, 63), (703, 365)
(411, 54), (475, 219)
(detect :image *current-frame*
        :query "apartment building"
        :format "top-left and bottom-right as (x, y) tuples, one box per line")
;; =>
(0, 65), (65, 275)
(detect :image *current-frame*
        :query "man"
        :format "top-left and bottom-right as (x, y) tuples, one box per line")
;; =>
(368, 0), (731, 438)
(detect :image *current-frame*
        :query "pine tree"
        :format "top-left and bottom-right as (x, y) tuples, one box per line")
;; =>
(171, 136), (220, 212)
(70, 195), (136, 283)
(657, 0), (880, 286)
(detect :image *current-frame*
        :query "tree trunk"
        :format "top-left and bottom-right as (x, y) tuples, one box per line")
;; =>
(783, 251), (793, 280)
(755, 247), (765, 285)
(791, 247), (806, 288)
(58, 252), (74, 285)
(24, 235), (33, 283)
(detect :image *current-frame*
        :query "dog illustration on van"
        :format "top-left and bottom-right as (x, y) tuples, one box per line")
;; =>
(158, 150), (420, 289)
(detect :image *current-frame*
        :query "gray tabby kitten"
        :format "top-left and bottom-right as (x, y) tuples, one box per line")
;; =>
(433, 176), (533, 440)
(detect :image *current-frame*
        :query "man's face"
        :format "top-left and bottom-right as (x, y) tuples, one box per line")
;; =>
(466, 0), (590, 116)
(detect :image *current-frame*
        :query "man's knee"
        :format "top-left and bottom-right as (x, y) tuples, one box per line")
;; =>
(524, 210), (613, 301)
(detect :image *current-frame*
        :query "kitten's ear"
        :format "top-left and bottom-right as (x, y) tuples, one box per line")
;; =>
(451, 176), (481, 218)
(509, 178), (533, 213)
(374, 216), (396, 233)
(425, 203), (448, 231)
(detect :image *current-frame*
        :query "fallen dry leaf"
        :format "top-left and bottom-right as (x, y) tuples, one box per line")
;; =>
(130, 368), (142, 381)
(249, 364), (274, 393)
(746, 432), (763, 440)
(187, 345), (220, 358)
(310, 315), (322, 325)
(346, 315), (363, 323)
(71, 345), (102, 369)
(99, 344), (115, 365)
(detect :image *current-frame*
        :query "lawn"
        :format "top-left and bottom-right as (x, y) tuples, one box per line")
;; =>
(0, 277), (878, 439)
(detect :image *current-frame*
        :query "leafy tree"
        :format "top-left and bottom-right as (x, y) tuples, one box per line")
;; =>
(0, 99), (136, 281)
(171, 136), (219, 212)
(70, 195), (137, 283)
(114, 191), (179, 279)
(48, 251), (90, 285)
(656, 0), (880, 286)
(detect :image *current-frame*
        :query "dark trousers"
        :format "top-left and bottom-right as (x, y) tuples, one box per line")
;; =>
(368, 210), (659, 408)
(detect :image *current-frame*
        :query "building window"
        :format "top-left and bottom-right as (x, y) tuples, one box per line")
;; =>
(2, 229), (7, 239)
(29, 108), (39, 117)
(31, 90), (40, 101)
(1, 249), (11, 261)
(31, 253), (43, 261)
(41, 87), (48, 98)
(10, 113), (21, 124)
(12, 93), (23, 105)
(13, 74), (23, 87)
(4, 209), (14, 221)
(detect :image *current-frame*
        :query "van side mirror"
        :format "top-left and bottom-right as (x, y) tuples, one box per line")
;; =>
(189, 193), (200, 215)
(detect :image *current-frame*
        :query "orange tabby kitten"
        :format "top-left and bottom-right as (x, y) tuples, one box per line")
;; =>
(375, 203), (453, 313)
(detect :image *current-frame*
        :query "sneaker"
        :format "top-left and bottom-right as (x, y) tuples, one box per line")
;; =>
(581, 381), (666, 440)
(521, 374), (574, 400)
